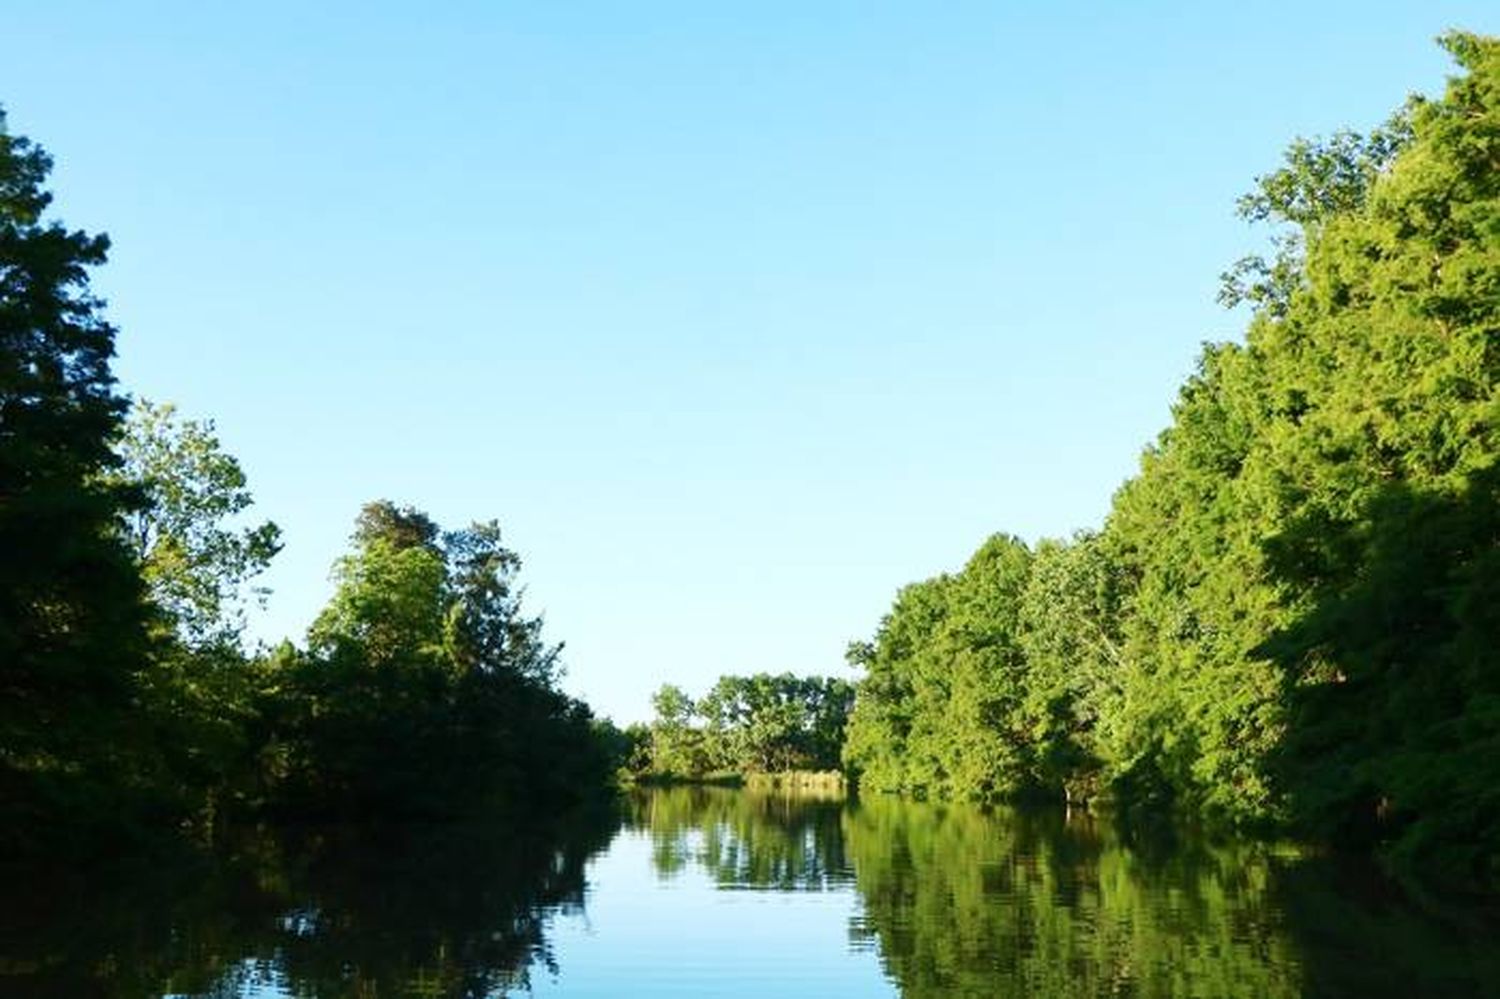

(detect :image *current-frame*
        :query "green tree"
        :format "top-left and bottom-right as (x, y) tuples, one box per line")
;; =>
(1245, 32), (1500, 872)
(841, 38), (1500, 885)
(696, 672), (854, 773)
(0, 107), (152, 837)
(1017, 531), (1123, 801)
(116, 399), (281, 650)
(647, 683), (706, 777)
(844, 534), (1035, 800)
(804, 674), (856, 770)
(1096, 32), (1500, 867)
(273, 501), (607, 818)
(842, 575), (951, 795)
(307, 529), (448, 667)
(352, 499), (440, 553)
(644, 673), (854, 778)
(443, 518), (560, 684)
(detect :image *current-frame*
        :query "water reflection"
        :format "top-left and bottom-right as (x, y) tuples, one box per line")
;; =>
(633, 788), (1500, 998)
(630, 784), (851, 890)
(845, 800), (1302, 997)
(851, 797), (1500, 999)
(3, 791), (1497, 998)
(0, 811), (617, 999)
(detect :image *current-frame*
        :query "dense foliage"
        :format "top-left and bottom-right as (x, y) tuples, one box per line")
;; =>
(264, 502), (614, 819)
(5, 31), (1498, 887)
(843, 33), (1500, 882)
(637, 672), (855, 778)
(115, 399), (282, 652)
(0, 107), (155, 839)
(0, 110), (617, 842)
(842, 533), (1034, 798)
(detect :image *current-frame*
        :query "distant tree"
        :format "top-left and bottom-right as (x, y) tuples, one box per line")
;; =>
(698, 672), (855, 773)
(647, 683), (706, 776)
(649, 673), (856, 778)
(805, 675), (856, 770)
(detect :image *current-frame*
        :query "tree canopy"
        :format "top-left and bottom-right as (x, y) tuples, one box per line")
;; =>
(0, 115), (619, 836)
(842, 32), (1500, 883)
(0, 107), (152, 837)
(3, 31), (1498, 890)
(638, 672), (855, 779)
(116, 400), (281, 651)
(270, 501), (608, 819)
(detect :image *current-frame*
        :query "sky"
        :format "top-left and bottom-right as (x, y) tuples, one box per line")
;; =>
(4, 2), (1492, 723)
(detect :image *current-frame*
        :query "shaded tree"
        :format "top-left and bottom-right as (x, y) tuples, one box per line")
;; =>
(0, 107), (153, 839)
(272, 501), (608, 818)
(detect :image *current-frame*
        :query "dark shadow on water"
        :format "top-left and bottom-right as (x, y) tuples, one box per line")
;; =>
(1274, 850), (1500, 998)
(5, 788), (1498, 998)
(0, 804), (619, 999)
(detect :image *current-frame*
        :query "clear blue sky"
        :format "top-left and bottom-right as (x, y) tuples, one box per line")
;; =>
(5, 3), (1491, 722)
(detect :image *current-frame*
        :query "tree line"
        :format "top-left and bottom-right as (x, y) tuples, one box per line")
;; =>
(0, 112), (616, 847)
(631, 673), (855, 779)
(842, 32), (1500, 884)
(6, 30), (1496, 886)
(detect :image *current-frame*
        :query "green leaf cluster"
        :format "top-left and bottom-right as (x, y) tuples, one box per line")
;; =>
(0, 105), (155, 839)
(843, 33), (1500, 882)
(640, 672), (855, 778)
(115, 399), (282, 651)
(263, 501), (610, 819)
(843, 534), (1034, 799)
(0, 106), (617, 837)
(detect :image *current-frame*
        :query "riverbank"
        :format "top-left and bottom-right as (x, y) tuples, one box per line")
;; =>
(624, 769), (847, 794)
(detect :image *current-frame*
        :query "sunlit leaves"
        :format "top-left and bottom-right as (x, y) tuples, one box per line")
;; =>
(115, 400), (281, 651)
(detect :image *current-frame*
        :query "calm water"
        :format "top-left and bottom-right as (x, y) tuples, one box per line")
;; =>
(4, 787), (1497, 998)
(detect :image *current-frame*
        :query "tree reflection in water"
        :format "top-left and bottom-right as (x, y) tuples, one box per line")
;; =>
(630, 784), (851, 890)
(635, 788), (1500, 999)
(4, 790), (1497, 998)
(0, 808), (617, 999)
(846, 797), (1500, 999)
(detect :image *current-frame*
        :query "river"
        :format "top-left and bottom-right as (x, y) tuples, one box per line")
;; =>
(4, 785), (1497, 997)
